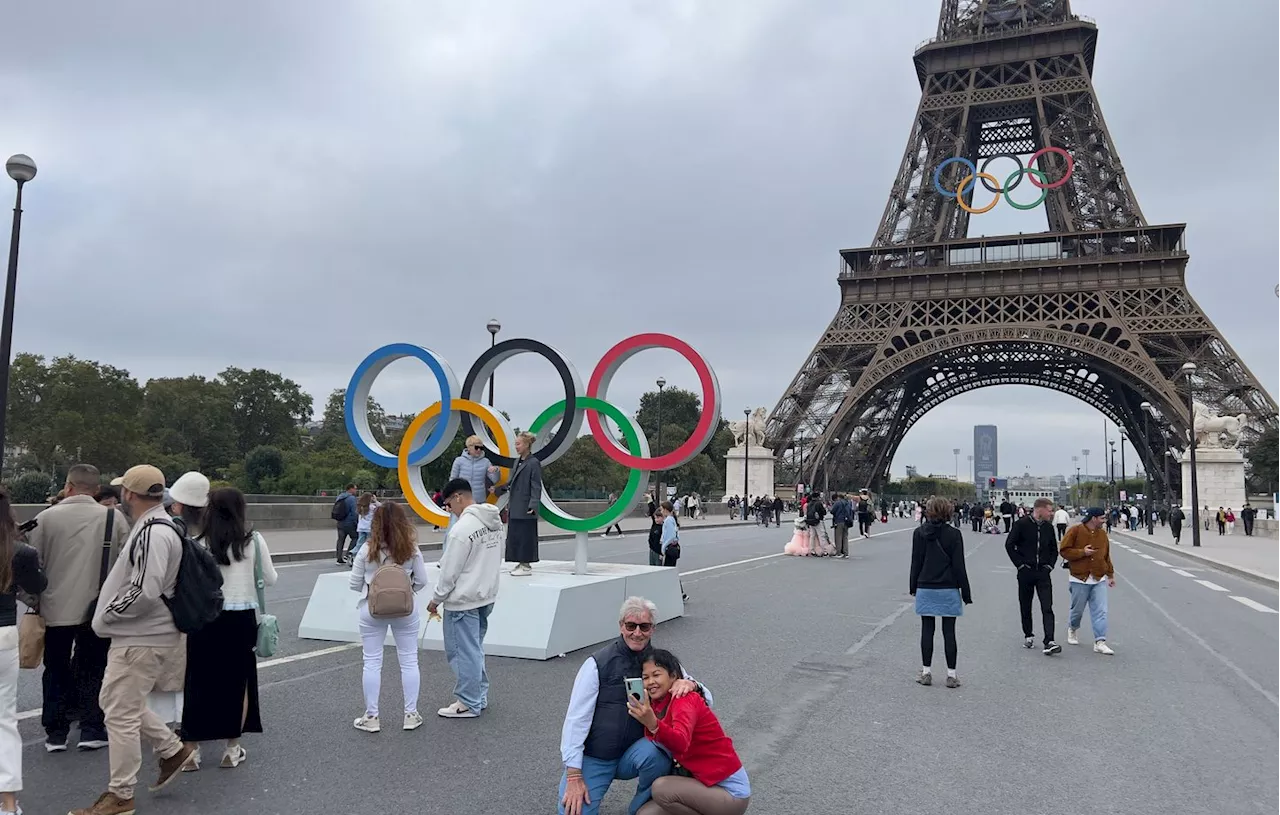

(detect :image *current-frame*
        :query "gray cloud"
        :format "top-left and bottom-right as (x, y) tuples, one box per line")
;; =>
(1, 0), (1274, 481)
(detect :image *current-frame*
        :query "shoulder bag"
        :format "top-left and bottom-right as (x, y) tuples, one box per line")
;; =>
(83, 507), (115, 621)
(252, 533), (279, 657)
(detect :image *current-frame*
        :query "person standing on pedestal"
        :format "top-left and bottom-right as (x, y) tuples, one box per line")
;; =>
(493, 432), (543, 577)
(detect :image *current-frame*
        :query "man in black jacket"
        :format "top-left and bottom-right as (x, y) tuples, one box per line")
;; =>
(1241, 503), (1257, 537)
(999, 498), (1015, 533)
(1004, 497), (1062, 655)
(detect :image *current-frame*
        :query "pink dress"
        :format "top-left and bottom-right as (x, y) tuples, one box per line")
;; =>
(784, 526), (810, 556)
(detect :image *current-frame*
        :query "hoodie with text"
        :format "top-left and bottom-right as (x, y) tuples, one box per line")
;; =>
(432, 503), (504, 611)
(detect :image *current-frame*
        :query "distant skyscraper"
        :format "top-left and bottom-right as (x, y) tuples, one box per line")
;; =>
(974, 425), (998, 497)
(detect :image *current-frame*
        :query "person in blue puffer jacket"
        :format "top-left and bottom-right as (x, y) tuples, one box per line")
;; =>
(448, 436), (500, 546)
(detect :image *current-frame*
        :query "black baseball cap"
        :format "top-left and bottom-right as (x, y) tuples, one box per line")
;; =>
(1082, 507), (1106, 520)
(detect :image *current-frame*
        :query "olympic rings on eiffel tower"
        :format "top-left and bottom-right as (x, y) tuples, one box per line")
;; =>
(344, 333), (721, 530)
(932, 147), (1074, 213)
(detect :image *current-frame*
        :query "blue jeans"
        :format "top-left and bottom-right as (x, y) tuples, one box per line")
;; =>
(1068, 580), (1109, 641)
(443, 604), (492, 712)
(557, 738), (672, 815)
(348, 531), (368, 558)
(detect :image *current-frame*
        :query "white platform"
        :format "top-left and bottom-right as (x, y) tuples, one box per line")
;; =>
(298, 560), (685, 660)
(725, 445), (776, 499)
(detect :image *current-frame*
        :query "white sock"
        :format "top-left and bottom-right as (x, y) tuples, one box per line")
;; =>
(921, 666), (931, 675)
(946, 669), (957, 679)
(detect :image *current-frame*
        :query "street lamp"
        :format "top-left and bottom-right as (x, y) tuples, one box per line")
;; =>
(0, 154), (36, 477)
(953, 448), (960, 481)
(1072, 455), (1079, 502)
(1180, 362), (1202, 547)
(828, 438), (841, 494)
(743, 409), (751, 519)
(1140, 402), (1154, 534)
(1108, 440), (1116, 506)
(1119, 429), (1127, 504)
(655, 377), (666, 499)
(485, 319), (501, 406)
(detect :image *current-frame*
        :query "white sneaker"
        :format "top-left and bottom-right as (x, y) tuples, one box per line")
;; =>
(403, 712), (424, 731)
(437, 701), (479, 719)
(1067, 628), (1079, 646)
(353, 714), (381, 732)
(1093, 640), (1114, 656)
(510, 564), (532, 576)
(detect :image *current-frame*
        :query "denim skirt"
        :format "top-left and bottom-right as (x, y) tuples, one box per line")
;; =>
(915, 588), (963, 617)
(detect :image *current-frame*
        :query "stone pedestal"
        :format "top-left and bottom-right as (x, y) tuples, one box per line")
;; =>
(725, 445), (776, 499)
(1178, 447), (1247, 512)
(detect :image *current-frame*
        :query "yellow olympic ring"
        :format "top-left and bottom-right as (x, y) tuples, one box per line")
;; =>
(956, 173), (1001, 214)
(397, 399), (514, 527)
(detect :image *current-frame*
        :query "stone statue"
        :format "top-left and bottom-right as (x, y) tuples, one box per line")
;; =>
(730, 407), (769, 448)
(1191, 400), (1250, 449)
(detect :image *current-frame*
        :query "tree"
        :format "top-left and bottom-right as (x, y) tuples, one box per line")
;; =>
(542, 436), (629, 497)
(7, 471), (54, 504)
(244, 446), (286, 493)
(217, 367), (313, 457)
(314, 389), (387, 452)
(665, 453), (722, 496)
(1245, 425), (1278, 495)
(635, 387), (703, 449)
(141, 376), (238, 474)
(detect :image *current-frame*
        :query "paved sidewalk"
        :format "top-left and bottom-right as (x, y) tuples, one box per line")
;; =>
(267, 512), (790, 562)
(1113, 523), (1279, 586)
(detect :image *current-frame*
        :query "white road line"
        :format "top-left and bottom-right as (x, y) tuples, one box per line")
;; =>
(1230, 596), (1279, 613)
(1138, 554), (1156, 560)
(1152, 560), (1172, 567)
(1171, 569), (1197, 578)
(1195, 579), (1229, 592)
(16, 643), (363, 724)
(682, 526), (912, 576)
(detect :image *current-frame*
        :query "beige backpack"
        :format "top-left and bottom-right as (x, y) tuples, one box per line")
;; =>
(367, 559), (415, 618)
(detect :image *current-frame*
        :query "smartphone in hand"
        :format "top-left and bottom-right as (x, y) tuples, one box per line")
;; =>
(625, 677), (645, 702)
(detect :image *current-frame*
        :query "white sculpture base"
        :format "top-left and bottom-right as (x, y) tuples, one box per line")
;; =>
(298, 561), (685, 661)
(725, 445), (776, 499)
(1179, 447), (1247, 512)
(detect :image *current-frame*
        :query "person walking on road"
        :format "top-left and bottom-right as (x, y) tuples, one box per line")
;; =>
(1059, 508), (1115, 656)
(1004, 498), (1062, 656)
(1169, 505), (1185, 544)
(27, 463), (129, 753)
(856, 490), (874, 538)
(600, 492), (625, 538)
(428, 479), (504, 719)
(1053, 504), (1069, 541)
(332, 484), (358, 565)
(999, 499), (1014, 534)
(493, 432), (544, 576)
(829, 493), (852, 559)
(348, 502), (429, 734)
(772, 496), (784, 527)
(647, 510), (665, 566)
(1241, 504), (1256, 537)
(909, 497), (972, 688)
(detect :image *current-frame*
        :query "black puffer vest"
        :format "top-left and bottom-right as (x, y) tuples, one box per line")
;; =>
(582, 637), (649, 762)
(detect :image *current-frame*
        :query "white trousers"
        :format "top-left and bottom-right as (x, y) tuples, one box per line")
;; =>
(0, 627), (20, 793)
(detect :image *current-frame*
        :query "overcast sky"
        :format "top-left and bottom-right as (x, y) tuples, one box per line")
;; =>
(2, 0), (1276, 481)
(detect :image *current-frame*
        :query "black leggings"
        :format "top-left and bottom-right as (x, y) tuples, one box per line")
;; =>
(920, 616), (958, 669)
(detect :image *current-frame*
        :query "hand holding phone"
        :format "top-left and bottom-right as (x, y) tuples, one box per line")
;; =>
(625, 677), (645, 702)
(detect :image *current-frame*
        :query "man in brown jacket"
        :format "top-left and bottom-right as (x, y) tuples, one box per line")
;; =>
(27, 463), (129, 752)
(1058, 507), (1115, 656)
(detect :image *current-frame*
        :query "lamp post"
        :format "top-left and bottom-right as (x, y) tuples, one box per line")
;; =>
(485, 319), (501, 406)
(743, 409), (751, 520)
(1108, 440), (1116, 506)
(1072, 455), (1079, 503)
(1180, 362), (1202, 547)
(1119, 430), (1127, 505)
(1140, 402), (1154, 534)
(827, 438), (840, 494)
(0, 155), (36, 476)
(1082, 448), (1090, 486)
(655, 377), (666, 501)
(966, 454), (973, 483)
(953, 448), (960, 481)
(1163, 449), (1173, 519)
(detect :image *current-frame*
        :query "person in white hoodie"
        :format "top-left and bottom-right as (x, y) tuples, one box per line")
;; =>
(1053, 504), (1070, 541)
(427, 478), (504, 719)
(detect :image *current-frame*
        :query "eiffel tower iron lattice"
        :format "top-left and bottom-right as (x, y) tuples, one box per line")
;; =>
(766, 0), (1277, 496)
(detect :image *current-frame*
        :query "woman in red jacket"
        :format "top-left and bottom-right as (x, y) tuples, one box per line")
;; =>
(626, 649), (751, 814)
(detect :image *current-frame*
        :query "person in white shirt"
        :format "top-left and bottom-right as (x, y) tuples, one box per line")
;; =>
(348, 502), (430, 734)
(558, 597), (711, 815)
(345, 493), (379, 563)
(1053, 505), (1070, 541)
(427, 479), (504, 719)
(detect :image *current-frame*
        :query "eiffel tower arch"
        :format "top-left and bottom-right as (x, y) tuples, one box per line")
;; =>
(766, 0), (1277, 495)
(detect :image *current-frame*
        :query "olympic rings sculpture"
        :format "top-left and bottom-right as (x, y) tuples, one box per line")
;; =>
(932, 147), (1074, 214)
(344, 333), (721, 532)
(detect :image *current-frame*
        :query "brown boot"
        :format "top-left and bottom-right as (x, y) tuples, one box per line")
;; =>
(68, 791), (136, 815)
(149, 742), (198, 792)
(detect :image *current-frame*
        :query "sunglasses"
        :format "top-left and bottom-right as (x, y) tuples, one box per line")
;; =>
(622, 621), (653, 633)
(470, 445), (485, 451)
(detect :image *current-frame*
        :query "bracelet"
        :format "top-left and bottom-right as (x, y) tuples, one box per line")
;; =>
(566, 769), (583, 779)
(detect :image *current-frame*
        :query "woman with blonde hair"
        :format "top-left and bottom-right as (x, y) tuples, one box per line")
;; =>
(908, 497), (972, 688)
(449, 435), (500, 545)
(348, 501), (429, 732)
(493, 431), (543, 576)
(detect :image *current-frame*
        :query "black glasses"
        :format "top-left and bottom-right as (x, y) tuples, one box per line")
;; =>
(622, 622), (653, 633)
(470, 445), (484, 451)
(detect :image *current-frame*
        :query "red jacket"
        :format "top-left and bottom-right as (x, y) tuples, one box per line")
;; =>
(647, 692), (743, 787)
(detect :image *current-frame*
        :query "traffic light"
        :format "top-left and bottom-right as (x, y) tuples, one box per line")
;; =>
(988, 477), (996, 487)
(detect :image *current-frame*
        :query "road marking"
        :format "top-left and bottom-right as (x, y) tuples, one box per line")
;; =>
(1171, 569), (1197, 578)
(1195, 579), (1229, 592)
(1152, 560), (1172, 567)
(1230, 596), (1279, 613)
(682, 526), (911, 576)
(1121, 575), (1276, 707)
(1138, 554), (1155, 560)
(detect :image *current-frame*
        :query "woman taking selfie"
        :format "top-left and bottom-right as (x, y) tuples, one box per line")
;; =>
(627, 649), (751, 815)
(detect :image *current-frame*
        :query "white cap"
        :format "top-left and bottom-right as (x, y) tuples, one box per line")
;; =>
(169, 471), (211, 508)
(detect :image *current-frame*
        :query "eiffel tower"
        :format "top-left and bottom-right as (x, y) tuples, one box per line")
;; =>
(766, 0), (1277, 495)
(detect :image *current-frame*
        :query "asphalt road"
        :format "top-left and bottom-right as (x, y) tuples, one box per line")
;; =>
(19, 518), (1279, 814)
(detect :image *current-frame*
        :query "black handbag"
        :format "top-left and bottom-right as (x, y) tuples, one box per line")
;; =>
(84, 508), (115, 620)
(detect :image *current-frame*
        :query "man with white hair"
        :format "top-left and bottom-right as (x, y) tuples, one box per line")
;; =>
(558, 597), (711, 815)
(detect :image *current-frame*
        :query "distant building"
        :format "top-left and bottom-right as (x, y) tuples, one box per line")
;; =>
(973, 426), (997, 499)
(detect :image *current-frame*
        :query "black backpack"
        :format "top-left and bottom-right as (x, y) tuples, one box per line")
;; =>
(147, 519), (225, 633)
(330, 496), (350, 522)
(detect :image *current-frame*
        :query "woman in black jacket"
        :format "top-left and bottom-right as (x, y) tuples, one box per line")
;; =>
(908, 496), (972, 688)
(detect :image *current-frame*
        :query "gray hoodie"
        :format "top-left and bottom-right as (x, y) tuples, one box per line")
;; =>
(432, 503), (504, 611)
(91, 502), (181, 648)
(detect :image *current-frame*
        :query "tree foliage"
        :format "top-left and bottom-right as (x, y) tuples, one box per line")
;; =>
(1245, 425), (1279, 494)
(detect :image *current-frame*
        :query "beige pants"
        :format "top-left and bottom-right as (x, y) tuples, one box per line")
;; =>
(638, 775), (750, 815)
(100, 646), (185, 800)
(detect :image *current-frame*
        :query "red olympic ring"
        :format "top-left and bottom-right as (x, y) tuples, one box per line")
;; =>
(1026, 146), (1074, 190)
(585, 333), (721, 471)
